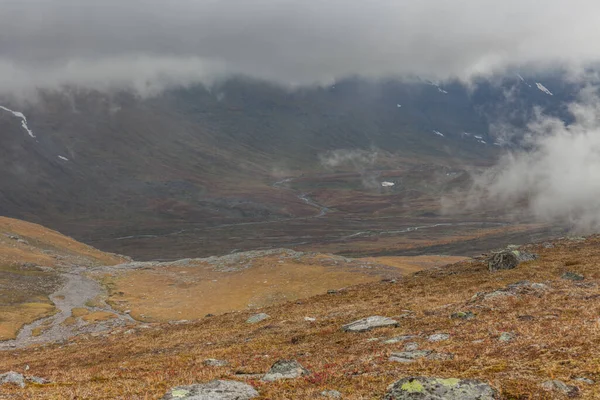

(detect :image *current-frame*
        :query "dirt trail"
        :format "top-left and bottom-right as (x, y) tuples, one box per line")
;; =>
(0, 268), (135, 350)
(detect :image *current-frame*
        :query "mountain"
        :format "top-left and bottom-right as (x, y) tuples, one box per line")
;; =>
(0, 73), (578, 259)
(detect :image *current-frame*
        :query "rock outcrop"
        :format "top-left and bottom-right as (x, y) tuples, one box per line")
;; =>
(383, 377), (498, 399)
(161, 380), (259, 400)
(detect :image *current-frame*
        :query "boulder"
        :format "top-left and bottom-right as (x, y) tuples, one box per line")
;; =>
(383, 377), (498, 399)
(262, 359), (310, 382)
(0, 371), (25, 388)
(562, 272), (584, 281)
(321, 390), (342, 398)
(541, 380), (579, 397)
(246, 313), (270, 324)
(203, 359), (229, 367)
(487, 251), (518, 272)
(428, 333), (450, 342)
(389, 350), (432, 363)
(161, 380), (258, 400)
(342, 316), (399, 332)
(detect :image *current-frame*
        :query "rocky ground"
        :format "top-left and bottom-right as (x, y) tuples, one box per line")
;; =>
(1, 235), (599, 398)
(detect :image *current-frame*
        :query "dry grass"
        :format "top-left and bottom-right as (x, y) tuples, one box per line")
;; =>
(0, 303), (55, 340)
(2, 237), (600, 398)
(99, 254), (436, 322)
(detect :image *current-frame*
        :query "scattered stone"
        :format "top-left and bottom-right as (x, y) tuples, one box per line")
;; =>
(389, 350), (432, 363)
(428, 333), (450, 342)
(404, 342), (419, 351)
(342, 316), (399, 332)
(543, 242), (554, 249)
(575, 377), (594, 384)
(384, 335), (417, 344)
(26, 376), (50, 385)
(541, 380), (579, 397)
(366, 337), (383, 342)
(384, 377), (498, 399)
(473, 281), (551, 302)
(487, 250), (538, 272)
(203, 359), (229, 367)
(304, 317), (316, 322)
(246, 313), (270, 324)
(161, 380), (259, 400)
(321, 390), (342, 398)
(487, 251), (519, 272)
(498, 332), (515, 342)
(205, 313), (215, 318)
(450, 311), (475, 320)
(262, 360), (310, 382)
(562, 272), (585, 281)
(327, 289), (339, 294)
(0, 371), (25, 388)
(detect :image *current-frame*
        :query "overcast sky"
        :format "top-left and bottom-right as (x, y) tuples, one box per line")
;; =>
(2, 0), (600, 95)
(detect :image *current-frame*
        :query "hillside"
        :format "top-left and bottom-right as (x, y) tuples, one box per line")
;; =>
(0, 73), (575, 260)
(1, 234), (598, 398)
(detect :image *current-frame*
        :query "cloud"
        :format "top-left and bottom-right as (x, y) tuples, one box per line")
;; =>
(2, 0), (600, 95)
(464, 86), (600, 231)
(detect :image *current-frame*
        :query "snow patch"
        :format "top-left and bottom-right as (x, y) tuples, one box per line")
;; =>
(438, 87), (448, 94)
(517, 73), (525, 82)
(433, 130), (444, 137)
(478, 140), (487, 144)
(381, 181), (395, 187)
(535, 82), (553, 96)
(396, 104), (402, 108)
(0, 106), (35, 138)
(474, 135), (483, 140)
(58, 156), (69, 161)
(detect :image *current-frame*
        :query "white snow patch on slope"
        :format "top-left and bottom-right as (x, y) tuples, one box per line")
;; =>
(381, 181), (395, 187)
(517, 74), (525, 82)
(58, 156), (69, 161)
(438, 87), (448, 94)
(397, 104), (402, 108)
(474, 135), (483, 140)
(0, 106), (36, 138)
(535, 82), (553, 96)
(433, 130), (444, 137)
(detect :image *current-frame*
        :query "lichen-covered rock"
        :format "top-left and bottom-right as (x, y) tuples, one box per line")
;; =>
(383, 377), (498, 399)
(246, 313), (270, 324)
(384, 335), (417, 344)
(498, 332), (515, 342)
(161, 380), (258, 400)
(0, 371), (25, 388)
(321, 390), (342, 398)
(562, 272), (584, 281)
(541, 380), (579, 397)
(342, 316), (399, 332)
(488, 251), (519, 271)
(262, 359), (310, 382)
(450, 311), (475, 320)
(428, 333), (450, 342)
(203, 358), (229, 367)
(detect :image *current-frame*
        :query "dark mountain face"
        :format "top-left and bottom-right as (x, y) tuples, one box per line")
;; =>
(0, 73), (578, 258)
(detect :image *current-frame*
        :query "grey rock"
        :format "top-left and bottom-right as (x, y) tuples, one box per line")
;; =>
(0, 371), (25, 388)
(404, 342), (419, 351)
(428, 333), (450, 342)
(161, 380), (259, 400)
(246, 313), (270, 324)
(562, 272), (585, 281)
(487, 251), (519, 272)
(575, 377), (594, 384)
(541, 380), (579, 397)
(203, 359), (229, 367)
(321, 390), (342, 398)
(389, 350), (432, 363)
(342, 316), (399, 332)
(383, 377), (498, 399)
(262, 360), (310, 382)
(543, 242), (555, 248)
(498, 332), (515, 342)
(487, 250), (538, 272)
(384, 335), (417, 344)
(26, 376), (50, 385)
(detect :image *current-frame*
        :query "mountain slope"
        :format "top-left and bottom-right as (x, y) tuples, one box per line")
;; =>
(1, 235), (598, 398)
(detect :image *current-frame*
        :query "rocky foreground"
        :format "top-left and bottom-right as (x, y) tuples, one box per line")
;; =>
(1, 235), (600, 398)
